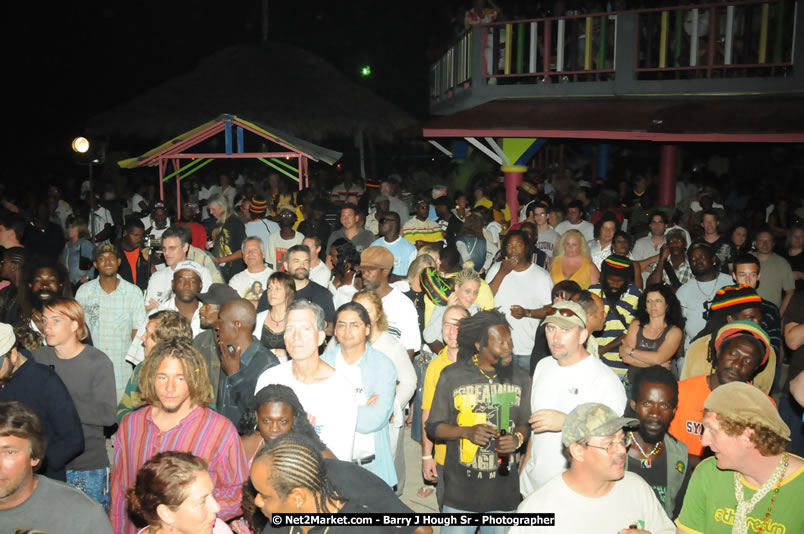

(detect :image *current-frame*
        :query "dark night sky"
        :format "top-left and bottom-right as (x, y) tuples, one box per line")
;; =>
(8, 1), (465, 177)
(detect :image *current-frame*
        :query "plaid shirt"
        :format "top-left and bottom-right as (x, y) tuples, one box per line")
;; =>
(662, 258), (693, 287)
(75, 276), (146, 399)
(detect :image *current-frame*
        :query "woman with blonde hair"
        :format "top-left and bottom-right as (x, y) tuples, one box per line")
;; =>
(423, 268), (483, 352)
(127, 451), (232, 534)
(550, 229), (599, 289)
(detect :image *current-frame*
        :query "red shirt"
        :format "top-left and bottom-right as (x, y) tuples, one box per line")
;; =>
(177, 221), (207, 249)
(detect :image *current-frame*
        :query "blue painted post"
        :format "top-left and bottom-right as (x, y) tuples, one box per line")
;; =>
(598, 143), (610, 181)
(224, 119), (233, 155)
(237, 126), (244, 153)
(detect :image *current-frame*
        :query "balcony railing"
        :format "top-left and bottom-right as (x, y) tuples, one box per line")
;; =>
(430, 0), (801, 111)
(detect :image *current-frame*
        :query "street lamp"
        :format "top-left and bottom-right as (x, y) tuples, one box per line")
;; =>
(71, 136), (106, 240)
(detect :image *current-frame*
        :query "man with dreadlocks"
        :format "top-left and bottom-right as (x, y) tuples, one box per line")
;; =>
(250, 433), (429, 533)
(668, 321), (773, 468)
(680, 284), (777, 394)
(110, 339), (248, 534)
(589, 254), (642, 384)
(426, 310), (531, 532)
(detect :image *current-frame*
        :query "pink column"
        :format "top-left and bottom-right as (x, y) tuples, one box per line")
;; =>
(503, 165), (527, 225)
(658, 145), (677, 206)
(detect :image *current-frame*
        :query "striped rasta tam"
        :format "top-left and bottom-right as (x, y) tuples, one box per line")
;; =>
(709, 284), (762, 314)
(249, 195), (268, 215)
(714, 319), (771, 368)
(601, 254), (634, 280)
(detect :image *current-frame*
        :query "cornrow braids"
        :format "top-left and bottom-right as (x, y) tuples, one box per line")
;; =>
(256, 433), (345, 513)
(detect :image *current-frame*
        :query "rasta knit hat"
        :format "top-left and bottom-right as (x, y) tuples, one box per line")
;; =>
(601, 254), (634, 281)
(709, 284), (762, 316)
(420, 267), (452, 306)
(714, 320), (772, 368)
(249, 195), (268, 215)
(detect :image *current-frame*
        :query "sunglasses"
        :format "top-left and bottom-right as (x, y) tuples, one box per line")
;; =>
(546, 307), (586, 327)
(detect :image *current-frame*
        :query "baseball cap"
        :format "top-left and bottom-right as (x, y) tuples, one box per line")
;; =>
(543, 301), (587, 330)
(562, 403), (639, 447)
(93, 242), (120, 260)
(704, 382), (790, 441)
(360, 246), (394, 271)
(151, 201), (166, 211)
(173, 260), (207, 288)
(198, 283), (240, 306)
(665, 229), (686, 243)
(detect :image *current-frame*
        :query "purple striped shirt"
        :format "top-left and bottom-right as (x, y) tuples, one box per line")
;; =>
(110, 405), (247, 534)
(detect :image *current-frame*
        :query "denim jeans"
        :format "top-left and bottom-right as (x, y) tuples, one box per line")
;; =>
(67, 468), (109, 511)
(441, 505), (514, 534)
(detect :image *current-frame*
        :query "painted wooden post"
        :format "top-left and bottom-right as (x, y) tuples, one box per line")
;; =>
(557, 19), (566, 71)
(725, 5), (735, 65)
(659, 11), (669, 68)
(544, 19), (552, 81)
(674, 9), (683, 67)
(502, 165), (527, 225)
(707, 7), (718, 77)
(659, 145), (677, 206)
(690, 8), (699, 67)
(774, 0), (786, 63)
(517, 23), (525, 73)
(600, 14), (608, 70)
(505, 24), (513, 74)
(529, 22), (538, 73)
(585, 17), (593, 70)
(759, 3), (770, 63)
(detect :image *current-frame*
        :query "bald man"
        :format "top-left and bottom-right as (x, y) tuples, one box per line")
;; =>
(215, 298), (279, 428)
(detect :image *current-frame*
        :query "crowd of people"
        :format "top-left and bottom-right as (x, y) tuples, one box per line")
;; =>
(0, 163), (803, 534)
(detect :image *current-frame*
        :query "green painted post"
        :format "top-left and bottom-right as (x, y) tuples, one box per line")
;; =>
(674, 9), (683, 67)
(774, 0), (786, 63)
(517, 23), (525, 73)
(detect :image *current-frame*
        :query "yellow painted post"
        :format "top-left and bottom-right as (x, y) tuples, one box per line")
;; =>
(584, 17), (593, 70)
(659, 11), (669, 68)
(504, 24), (513, 74)
(759, 3), (769, 63)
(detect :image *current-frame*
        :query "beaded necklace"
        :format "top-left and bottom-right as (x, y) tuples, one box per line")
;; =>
(732, 453), (788, 534)
(473, 354), (496, 383)
(628, 431), (662, 468)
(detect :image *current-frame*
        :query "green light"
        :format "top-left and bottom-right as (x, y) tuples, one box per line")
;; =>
(361, 65), (371, 76)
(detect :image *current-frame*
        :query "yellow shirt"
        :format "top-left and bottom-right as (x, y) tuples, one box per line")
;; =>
(422, 347), (454, 465)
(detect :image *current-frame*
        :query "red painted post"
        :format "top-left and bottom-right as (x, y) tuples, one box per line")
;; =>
(658, 144), (677, 206)
(706, 7), (717, 77)
(503, 165), (527, 225)
(159, 158), (165, 201)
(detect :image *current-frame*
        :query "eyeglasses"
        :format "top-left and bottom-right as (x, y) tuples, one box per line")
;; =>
(546, 307), (586, 327)
(582, 433), (631, 454)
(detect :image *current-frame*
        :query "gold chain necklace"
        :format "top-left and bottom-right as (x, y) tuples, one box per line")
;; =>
(733, 453), (788, 534)
(473, 354), (496, 383)
(629, 431), (662, 468)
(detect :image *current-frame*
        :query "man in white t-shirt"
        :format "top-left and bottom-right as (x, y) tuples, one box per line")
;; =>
(228, 236), (273, 306)
(254, 301), (357, 461)
(486, 230), (553, 370)
(358, 246), (421, 358)
(520, 301), (627, 497)
(303, 236), (331, 288)
(553, 201), (594, 242)
(512, 403), (674, 534)
(266, 205), (304, 270)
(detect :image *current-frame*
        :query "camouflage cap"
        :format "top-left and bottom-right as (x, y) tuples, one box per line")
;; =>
(561, 403), (638, 447)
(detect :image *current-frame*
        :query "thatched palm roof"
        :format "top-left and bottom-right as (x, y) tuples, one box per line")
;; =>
(88, 41), (417, 143)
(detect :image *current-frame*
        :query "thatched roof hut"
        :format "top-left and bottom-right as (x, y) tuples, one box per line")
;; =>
(88, 41), (417, 143)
